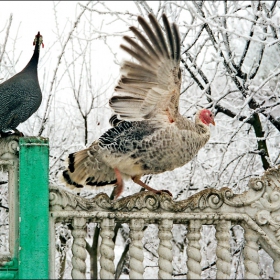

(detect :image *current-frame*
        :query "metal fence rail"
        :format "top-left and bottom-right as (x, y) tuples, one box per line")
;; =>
(0, 137), (280, 279)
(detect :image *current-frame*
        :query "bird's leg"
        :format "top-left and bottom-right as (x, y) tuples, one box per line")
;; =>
(132, 176), (173, 197)
(113, 168), (124, 199)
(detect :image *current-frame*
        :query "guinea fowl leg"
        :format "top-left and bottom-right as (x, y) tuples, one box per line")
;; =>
(132, 176), (173, 197)
(113, 168), (124, 199)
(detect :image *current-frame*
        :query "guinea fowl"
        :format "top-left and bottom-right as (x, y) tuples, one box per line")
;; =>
(62, 14), (215, 198)
(0, 32), (44, 136)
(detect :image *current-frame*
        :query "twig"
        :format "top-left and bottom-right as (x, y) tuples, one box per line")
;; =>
(86, 224), (100, 279)
(202, 261), (216, 271)
(115, 242), (129, 279)
(249, 3), (267, 80)
(0, 204), (9, 211)
(138, 1), (155, 15)
(0, 14), (13, 65)
(38, 1), (91, 136)
(182, 24), (205, 54)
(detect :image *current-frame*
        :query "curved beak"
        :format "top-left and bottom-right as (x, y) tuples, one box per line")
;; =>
(211, 119), (215, 126)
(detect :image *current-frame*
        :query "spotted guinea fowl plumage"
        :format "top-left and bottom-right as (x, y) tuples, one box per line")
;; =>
(0, 32), (44, 134)
(62, 14), (215, 198)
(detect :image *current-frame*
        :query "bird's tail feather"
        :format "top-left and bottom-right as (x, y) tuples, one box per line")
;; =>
(62, 144), (117, 190)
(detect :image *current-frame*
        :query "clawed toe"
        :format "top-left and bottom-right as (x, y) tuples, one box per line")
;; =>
(155, 189), (173, 197)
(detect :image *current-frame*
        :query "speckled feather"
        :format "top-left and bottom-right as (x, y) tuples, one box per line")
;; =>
(62, 14), (212, 192)
(63, 113), (210, 189)
(98, 118), (210, 175)
(0, 32), (43, 131)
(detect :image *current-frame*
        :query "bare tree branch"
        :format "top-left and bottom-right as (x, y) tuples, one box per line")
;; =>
(0, 14), (13, 65)
(38, 1), (91, 136)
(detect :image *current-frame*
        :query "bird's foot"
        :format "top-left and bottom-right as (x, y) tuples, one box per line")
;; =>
(154, 189), (173, 197)
(132, 176), (173, 197)
(12, 129), (24, 136)
(0, 129), (24, 138)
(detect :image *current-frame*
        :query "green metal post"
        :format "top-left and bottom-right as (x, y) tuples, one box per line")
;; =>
(18, 137), (49, 279)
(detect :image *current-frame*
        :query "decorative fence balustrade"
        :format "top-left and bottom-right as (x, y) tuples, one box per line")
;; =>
(0, 137), (49, 279)
(0, 137), (280, 279)
(0, 136), (19, 277)
(49, 169), (280, 279)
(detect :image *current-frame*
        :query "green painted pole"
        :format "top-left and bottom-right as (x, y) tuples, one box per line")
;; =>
(18, 137), (49, 279)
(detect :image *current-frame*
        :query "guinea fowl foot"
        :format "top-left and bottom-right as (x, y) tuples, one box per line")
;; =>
(0, 129), (24, 138)
(113, 168), (124, 199)
(132, 176), (173, 197)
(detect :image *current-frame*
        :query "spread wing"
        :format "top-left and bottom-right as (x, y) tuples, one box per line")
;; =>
(110, 13), (181, 123)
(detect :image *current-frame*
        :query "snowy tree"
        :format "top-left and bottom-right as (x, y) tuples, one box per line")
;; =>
(1, 1), (279, 278)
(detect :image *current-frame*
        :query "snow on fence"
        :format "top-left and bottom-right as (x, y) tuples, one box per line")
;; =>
(0, 137), (280, 279)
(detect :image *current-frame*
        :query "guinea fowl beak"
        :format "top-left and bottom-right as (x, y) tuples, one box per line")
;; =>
(211, 120), (216, 126)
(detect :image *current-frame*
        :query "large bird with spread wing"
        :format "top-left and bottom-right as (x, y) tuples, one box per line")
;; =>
(62, 13), (215, 198)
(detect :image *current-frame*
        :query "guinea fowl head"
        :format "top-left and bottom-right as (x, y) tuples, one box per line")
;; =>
(23, 32), (44, 72)
(197, 109), (215, 126)
(33, 32), (44, 49)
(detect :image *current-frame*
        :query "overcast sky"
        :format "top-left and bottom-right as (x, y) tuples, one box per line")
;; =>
(1, 2), (74, 69)
(0, 1), (140, 75)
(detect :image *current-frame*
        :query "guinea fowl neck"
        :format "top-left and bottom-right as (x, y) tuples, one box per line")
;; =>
(23, 40), (41, 73)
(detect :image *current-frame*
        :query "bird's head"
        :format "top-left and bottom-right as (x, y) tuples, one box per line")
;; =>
(197, 109), (215, 126)
(33, 32), (44, 48)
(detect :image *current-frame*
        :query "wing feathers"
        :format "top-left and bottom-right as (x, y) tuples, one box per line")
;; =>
(122, 36), (149, 60)
(111, 14), (181, 122)
(120, 45), (153, 68)
(162, 14), (174, 59)
(172, 23), (181, 62)
(115, 85), (146, 98)
(129, 26), (159, 60)
(138, 16), (164, 57)
(148, 14), (169, 58)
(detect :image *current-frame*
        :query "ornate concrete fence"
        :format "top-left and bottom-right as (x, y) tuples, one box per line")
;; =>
(0, 136), (49, 279)
(1, 137), (280, 279)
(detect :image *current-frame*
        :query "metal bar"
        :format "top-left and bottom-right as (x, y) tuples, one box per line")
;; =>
(18, 137), (49, 279)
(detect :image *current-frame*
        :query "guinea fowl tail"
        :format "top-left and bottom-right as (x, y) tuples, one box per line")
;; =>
(62, 145), (117, 191)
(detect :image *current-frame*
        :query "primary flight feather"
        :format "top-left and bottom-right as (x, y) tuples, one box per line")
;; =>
(62, 14), (215, 198)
